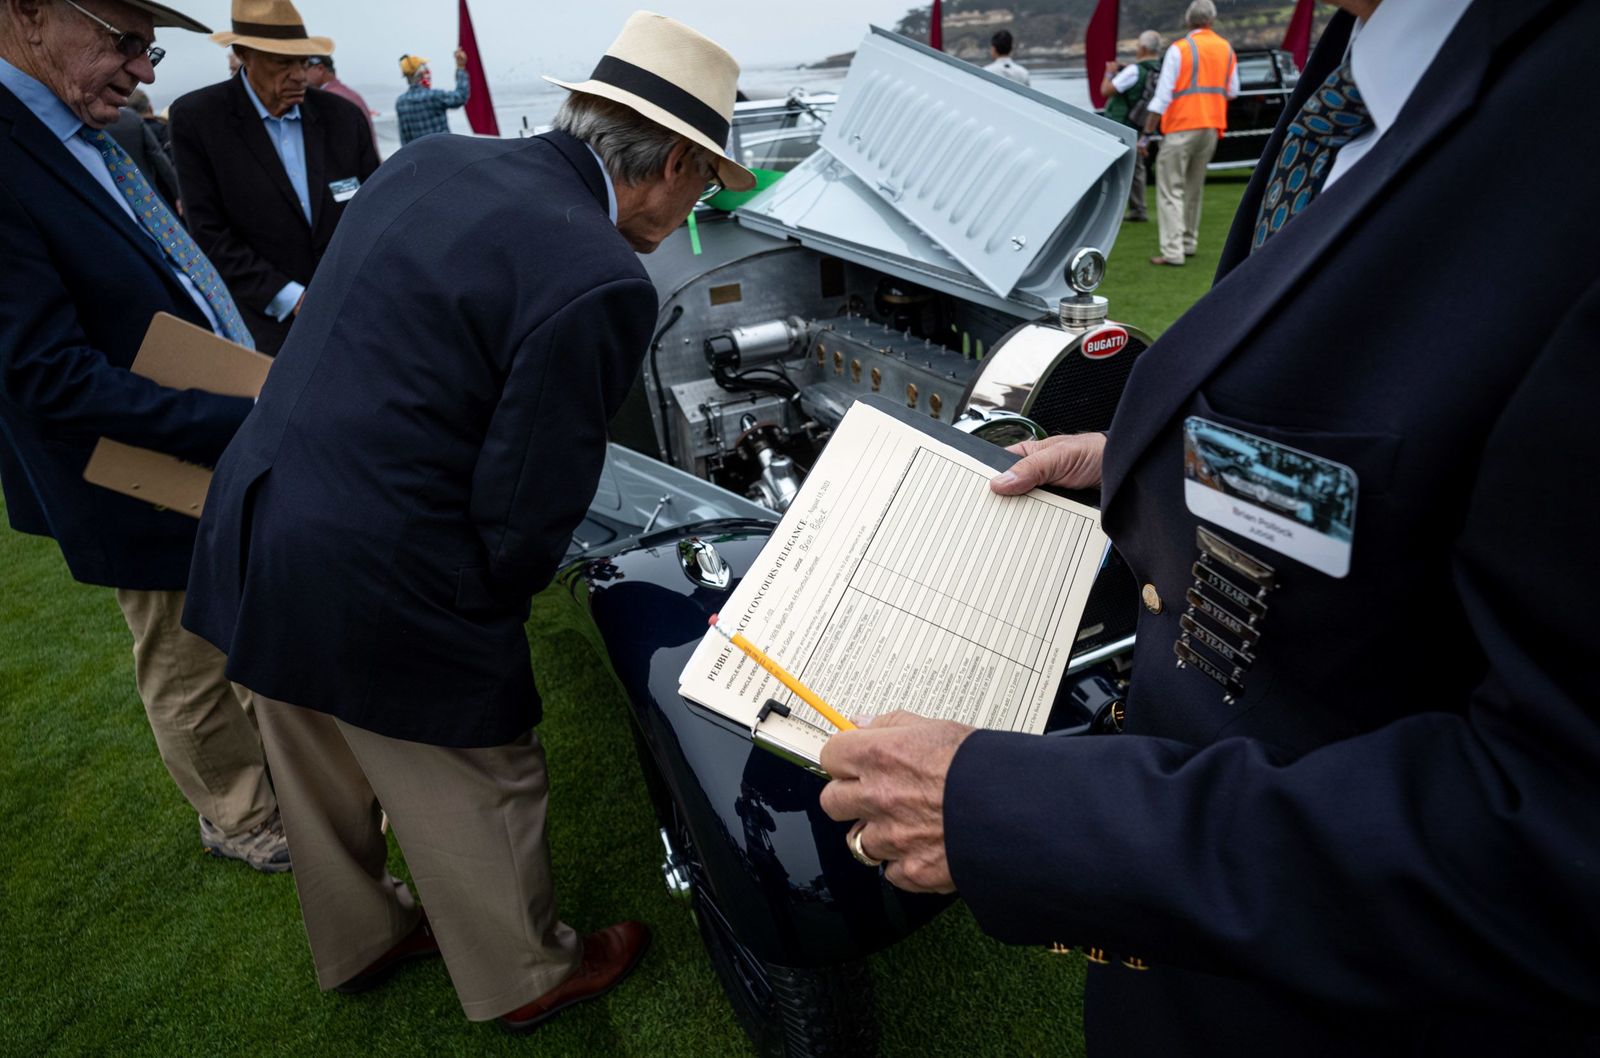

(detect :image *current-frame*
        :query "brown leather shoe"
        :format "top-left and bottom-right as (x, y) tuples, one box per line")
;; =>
(334, 914), (441, 995)
(498, 921), (651, 1034)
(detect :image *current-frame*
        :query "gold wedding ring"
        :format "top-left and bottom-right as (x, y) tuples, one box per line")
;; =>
(847, 823), (883, 868)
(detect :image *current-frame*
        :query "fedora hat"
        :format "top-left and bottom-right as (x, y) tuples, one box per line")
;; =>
(122, 1), (212, 34)
(545, 12), (755, 192)
(210, 0), (333, 57)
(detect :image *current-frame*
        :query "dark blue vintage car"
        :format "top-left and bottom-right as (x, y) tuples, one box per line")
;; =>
(557, 29), (1151, 1056)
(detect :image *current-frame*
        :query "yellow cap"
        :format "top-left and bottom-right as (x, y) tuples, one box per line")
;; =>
(399, 54), (429, 79)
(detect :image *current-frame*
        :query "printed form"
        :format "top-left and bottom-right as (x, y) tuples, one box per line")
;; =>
(678, 400), (1108, 767)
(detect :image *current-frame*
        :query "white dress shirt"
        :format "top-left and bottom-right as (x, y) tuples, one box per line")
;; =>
(985, 57), (1031, 88)
(1322, 0), (1476, 190)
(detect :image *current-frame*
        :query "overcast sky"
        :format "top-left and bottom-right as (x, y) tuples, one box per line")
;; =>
(142, 1), (917, 108)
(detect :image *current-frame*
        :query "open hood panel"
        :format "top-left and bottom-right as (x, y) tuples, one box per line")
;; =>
(737, 28), (1134, 318)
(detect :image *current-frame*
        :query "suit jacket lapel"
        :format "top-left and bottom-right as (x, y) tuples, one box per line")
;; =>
(1101, 0), (1515, 509)
(303, 101), (326, 232)
(227, 75), (309, 227)
(0, 86), (173, 281)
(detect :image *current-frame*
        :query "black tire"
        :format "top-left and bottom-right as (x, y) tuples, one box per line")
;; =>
(693, 884), (878, 1058)
(631, 724), (879, 1057)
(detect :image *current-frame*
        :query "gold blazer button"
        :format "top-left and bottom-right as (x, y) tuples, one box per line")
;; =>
(1141, 583), (1164, 615)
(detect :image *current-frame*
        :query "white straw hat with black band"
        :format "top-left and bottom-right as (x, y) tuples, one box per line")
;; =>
(544, 11), (756, 192)
(210, 0), (334, 57)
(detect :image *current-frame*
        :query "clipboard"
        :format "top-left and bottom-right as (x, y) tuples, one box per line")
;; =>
(81, 312), (271, 519)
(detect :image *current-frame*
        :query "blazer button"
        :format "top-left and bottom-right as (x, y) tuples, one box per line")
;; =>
(1141, 583), (1163, 614)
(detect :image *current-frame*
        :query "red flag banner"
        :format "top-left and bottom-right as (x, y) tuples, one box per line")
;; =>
(1282, 0), (1316, 73)
(930, 0), (942, 51)
(1084, 0), (1119, 110)
(459, 0), (499, 136)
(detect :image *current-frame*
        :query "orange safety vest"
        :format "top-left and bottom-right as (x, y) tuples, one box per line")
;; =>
(1160, 27), (1237, 135)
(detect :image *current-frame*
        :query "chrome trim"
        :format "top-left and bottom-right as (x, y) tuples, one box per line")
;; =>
(1065, 634), (1137, 675)
(678, 537), (732, 590)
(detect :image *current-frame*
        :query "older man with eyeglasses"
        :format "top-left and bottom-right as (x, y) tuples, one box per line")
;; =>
(0, 0), (289, 872)
(169, 0), (378, 355)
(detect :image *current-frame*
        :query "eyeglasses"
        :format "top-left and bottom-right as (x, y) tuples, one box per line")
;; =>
(697, 159), (724, 203)
(59, 0), (165, 67)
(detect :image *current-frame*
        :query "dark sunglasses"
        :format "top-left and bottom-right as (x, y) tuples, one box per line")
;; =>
(60, 0), (165, 67)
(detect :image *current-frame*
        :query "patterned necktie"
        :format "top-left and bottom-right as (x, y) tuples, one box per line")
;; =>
(1251, 61), (1374, 252)
(77, 128), (257, 349)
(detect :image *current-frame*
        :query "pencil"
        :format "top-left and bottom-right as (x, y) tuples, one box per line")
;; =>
(708, 614), (857, 733)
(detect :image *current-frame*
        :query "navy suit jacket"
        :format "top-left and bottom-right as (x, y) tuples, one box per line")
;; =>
(0, 83), (253, 589)
(182, 130), (656, 748)
(170, 76), (380, 354)
(946, 2), (1600, 1054)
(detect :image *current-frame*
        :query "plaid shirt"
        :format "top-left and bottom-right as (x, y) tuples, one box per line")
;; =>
(395, 68), (470, 146)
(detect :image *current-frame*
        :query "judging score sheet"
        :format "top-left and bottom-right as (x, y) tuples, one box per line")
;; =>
(678, 399), (1109, 768)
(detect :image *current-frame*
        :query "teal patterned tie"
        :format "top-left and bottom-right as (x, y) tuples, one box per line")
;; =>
(77, 127), (257, 349)
(1251, 61), (1373, 252)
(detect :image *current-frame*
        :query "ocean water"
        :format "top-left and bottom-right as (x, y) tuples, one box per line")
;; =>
(357, 62), (1093, 159)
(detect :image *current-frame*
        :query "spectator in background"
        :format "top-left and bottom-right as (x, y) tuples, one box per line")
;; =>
(170, 0), (379, 354)
(984, 29), (1029, 87)
(1101, 30), (1163, 222)
(306, 54), (375, 146)
(1142, 0), (1237, 266)
(0, 0), (285, 873)
(395, 48), (468, 146)
(127, 86), (169, 151)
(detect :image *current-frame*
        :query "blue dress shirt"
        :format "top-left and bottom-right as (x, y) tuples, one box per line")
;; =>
(238, 74), (310, 321)
(0, 57), (224, 334)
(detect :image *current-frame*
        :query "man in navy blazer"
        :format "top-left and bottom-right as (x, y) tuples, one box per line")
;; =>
(821, 0), (1600, 1053)
(0, 0), (286, 872)
(183, 12), (758, 1030)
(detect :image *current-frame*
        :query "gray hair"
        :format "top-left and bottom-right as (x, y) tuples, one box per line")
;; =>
(1185, 0), (1217, 28)
(552, 92), (705, 187)
(1137, 30), (1163, 53)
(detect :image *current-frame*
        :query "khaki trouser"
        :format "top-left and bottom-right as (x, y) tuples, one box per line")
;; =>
(1155, 127), (1220, 263)
(115, 589), (275, 835)
(254, 696), (581, 1021)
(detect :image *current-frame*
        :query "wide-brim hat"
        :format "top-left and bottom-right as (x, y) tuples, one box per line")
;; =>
(124, 1), (212, 34)
(545, 11), (754, 192)
(210, 0), (333, 56)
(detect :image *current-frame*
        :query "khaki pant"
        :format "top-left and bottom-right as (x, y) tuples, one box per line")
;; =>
(1155, 127), (1220, 263)
(115, 589), (275, 835)
(254, 696), (581, 1021)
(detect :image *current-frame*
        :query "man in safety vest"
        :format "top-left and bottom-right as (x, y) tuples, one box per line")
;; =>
(1140, 0), (1238, 266)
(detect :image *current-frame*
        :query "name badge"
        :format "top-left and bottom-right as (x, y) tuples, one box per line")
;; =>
(1182, 417), (1358, 578)
(329, 177), (361, 203)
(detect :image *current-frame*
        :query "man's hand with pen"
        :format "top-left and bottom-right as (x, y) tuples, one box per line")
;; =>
(820, 431), (1107, 893)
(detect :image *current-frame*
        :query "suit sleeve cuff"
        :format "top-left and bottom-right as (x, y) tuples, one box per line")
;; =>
(266, 281), (305, 322)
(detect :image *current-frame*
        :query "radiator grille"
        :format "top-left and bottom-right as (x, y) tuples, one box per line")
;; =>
(1023, 335), (1149, 437)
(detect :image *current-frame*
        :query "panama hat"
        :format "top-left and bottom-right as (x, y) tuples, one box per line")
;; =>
(122, 1), (212, 34)
(210, 0), (334, 57)
(544, 12), (755, 192)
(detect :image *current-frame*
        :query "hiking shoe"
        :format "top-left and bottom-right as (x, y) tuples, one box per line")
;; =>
(199, 810), (292, 873)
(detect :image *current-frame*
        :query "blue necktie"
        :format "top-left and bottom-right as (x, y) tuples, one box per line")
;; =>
(1251, 61), (1373, 252)
(77, 128), (257, 349)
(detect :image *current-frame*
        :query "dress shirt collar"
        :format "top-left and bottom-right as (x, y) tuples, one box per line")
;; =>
(1347, 0), (1475, 139)
(585, 143), (619, 226)
(0, 55), (83, 142)
(240, 70), (301, 124)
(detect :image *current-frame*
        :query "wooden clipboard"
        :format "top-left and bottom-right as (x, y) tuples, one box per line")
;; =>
(82, 313), (271, 519)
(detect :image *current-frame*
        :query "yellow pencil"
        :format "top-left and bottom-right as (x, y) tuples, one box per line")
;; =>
(709, 614), (856, 732)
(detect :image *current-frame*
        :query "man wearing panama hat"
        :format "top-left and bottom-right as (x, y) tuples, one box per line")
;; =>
(184, 12), (752, 1030)
(169, 0), (378, 354)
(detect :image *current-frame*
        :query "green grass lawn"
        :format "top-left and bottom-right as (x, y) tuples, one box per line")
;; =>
(0, 175), (1245, 1057)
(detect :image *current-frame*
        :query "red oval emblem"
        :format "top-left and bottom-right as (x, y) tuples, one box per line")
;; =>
(1081, 326), (1129, 360)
